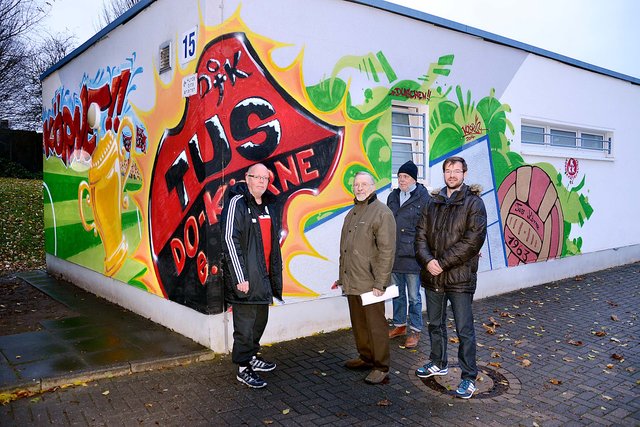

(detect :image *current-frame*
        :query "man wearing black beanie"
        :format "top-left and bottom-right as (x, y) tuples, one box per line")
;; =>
(386, 160), (430, 348)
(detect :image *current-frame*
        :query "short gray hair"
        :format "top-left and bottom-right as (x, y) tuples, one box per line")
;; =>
(353, 171), (375, 186)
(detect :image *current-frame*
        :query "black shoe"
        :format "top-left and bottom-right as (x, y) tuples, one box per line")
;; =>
(250, 355), (276, 372)
(236, 366), (267, 388)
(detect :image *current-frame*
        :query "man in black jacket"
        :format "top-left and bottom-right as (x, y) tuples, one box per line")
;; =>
(414, 156), (487, 399)
(387, 161), (430, 348)
(222, 163), (283, 388)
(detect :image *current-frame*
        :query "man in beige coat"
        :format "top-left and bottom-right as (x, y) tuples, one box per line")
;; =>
(335, 171), (396, 384)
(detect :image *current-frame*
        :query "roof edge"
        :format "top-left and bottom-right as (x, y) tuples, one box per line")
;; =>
(40, 0), (156, 81)
(41, 0), (639, 86)
(347, 0), (640, 86)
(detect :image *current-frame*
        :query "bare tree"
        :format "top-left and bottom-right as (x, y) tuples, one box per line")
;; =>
(98, 0), (140, 29)
(20, 33), (74, 130)
(0, 0), (50, 129)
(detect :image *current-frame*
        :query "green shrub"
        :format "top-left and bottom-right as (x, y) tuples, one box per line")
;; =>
(0, 159), (42, 179)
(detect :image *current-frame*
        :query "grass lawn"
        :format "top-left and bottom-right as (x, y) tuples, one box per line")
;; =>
(0, 177), (45, 274)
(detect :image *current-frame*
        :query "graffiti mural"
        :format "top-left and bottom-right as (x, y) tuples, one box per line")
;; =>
(147, 33), (343, 312)
(43, 57), (151, 289)
(43, 4), (593, 315)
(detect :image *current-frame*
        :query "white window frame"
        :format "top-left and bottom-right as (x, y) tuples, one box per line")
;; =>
(391, 102), (428, 183)
(520, 119), (613, 160)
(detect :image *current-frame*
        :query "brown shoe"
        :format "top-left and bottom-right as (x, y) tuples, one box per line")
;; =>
(388, 325), (407, 338)
(364, 369), (389, 384)
(344, 358), (373, 370)
(404, 332), (420, 348)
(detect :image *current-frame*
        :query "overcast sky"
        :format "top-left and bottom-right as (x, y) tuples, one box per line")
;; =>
(41, 0), (640, 79)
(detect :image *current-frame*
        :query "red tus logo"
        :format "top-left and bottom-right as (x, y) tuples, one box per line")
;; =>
(148, 33), (343, 312)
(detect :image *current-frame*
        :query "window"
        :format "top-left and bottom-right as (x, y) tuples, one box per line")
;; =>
(550, 129), (576, 147)
(581, 133), (604, 150)
(392, 105), (427, 179)
(522, 125), (544, 145)
(521, 122), (612, 156)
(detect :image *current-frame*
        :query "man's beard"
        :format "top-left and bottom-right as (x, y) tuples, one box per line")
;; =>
(446, 180), (463, 191)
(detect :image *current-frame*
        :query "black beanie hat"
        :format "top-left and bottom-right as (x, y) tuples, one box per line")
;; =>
(398, 160), (418, 181)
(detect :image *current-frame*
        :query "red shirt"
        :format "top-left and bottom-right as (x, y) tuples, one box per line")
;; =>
(258, 207), (272, 273)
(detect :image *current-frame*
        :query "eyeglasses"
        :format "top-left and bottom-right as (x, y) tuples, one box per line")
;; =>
(247, 174), (270, 182)
(444, 169), (464, 175)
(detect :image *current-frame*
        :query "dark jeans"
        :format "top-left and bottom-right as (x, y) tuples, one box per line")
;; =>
(426, 289), (477, 381)
(391, 272), (423, 332)
(231, 303), (269, 365)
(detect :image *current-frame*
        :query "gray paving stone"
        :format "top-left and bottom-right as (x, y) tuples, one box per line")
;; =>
(2, 262), (639, 425)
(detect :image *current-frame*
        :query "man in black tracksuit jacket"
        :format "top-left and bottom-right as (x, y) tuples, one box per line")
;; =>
(221, 163), (283, 389)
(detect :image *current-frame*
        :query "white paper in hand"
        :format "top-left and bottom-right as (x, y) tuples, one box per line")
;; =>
(360, 285), (399, 306)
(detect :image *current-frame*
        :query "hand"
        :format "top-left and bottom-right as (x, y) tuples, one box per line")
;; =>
(331, 281), (341, 290)
(427, 259), (443, 276)
(372, 288), (384, 297)
(237, 281), (249, 293)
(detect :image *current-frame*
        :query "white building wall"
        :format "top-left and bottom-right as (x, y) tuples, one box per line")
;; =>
(42, 0), (640, 350)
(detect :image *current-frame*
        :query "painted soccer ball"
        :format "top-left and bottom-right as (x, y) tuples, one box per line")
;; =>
(497, 166), (564, 266)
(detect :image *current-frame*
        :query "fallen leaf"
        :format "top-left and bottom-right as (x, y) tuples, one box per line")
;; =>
(549, 378), (562, 385)
(102, 390), (110, 396)
(30, 397), (41, 403)
(602, 395), (613, 401)
(562, 357), (574, 362)
(568, 340), (583, 346)
(606, 300), (618, 307)
(574, 276), (584, 281)
(488, 362), (501, 368)
(593, 331), (607, 337)
(499, 312), (515, 318)
(610, 337), (621, 343)
(611, 353), (624, 361)
(282, 408), (290, 415)
(318, 349), (325, 354)
(449, 337), (460, 344)
(521, 359), (532, 367)
(611, 315), (619, 321)
(263, 420), (274, 425)
(491, 351), (501, 358)
(482, 324), (496, 335)
(145, 403), (153, 408)
(487, 317), (501, 327)
(376, 399), (392, 406)
(606, 364), (614, 369)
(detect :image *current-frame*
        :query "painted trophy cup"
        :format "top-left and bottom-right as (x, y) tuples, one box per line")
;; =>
(78, 103), (137, 276)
